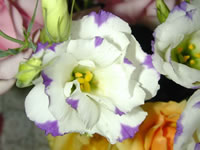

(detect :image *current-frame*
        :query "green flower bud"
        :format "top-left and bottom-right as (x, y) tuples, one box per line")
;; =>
(156, 0), (170, 23)
(16, 57), (42, 88)
(40, 0), (70, 43)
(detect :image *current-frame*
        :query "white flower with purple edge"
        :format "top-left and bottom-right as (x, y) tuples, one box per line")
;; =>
(25, 10), (160, 144)
(152, 0), (200, 88)
(174, 89), (200, 150)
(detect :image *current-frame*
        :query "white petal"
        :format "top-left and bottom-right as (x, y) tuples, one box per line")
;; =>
(71, 10), (131, 38)
(125, 35), (146, 66)
(43, 53), (77, 120)
(66, 81), (100, 129)
(174, 89), (200, 150)
(67, 38), (121, 67)
(25, 83), (55, 123)
(93, 107), (147, 144)
(94, 63), (145, 112)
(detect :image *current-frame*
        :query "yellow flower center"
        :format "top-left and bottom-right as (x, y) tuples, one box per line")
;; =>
(172, 41), (200, 70)
(74, 71), (94, 92)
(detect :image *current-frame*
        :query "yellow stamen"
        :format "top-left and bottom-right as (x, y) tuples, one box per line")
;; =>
(188, 44), (195, 50)
(85, 71), (93, 82)
(77, 78), (85, 84)
(75, 72), (83, 78)
(195, 53), (200, 58)
(183, 55), (190, 62)
(190, 59), (195, 65)
(83, 82), (91, 92)
(177, 47), (183, 53)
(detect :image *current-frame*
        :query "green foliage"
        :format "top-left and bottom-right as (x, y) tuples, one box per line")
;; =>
(0, 0), (39, 58)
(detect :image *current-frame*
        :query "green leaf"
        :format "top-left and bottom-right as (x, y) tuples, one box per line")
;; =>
(26, 0), (39, 38)
(156, 0), (170, 23)
(185, 0), (190, 3)
(0, 30), (25, 45)
(0, 49), (20, 57)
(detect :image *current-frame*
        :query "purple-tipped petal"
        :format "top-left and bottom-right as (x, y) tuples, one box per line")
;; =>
(143, 55), (154, 69)
(118, 124), (139, 142)
(174, 114), (184, 144)
(95, 36), (104, 47)
(195, 143), (200, 150)
(35, 42), (48, 54)
(115, 107), (125, 116)
(66, 98), (79, 110)
(186, 9), (196, 20)
(36, 120), (61, 136)
(172, 1), (187, 12)
(48, 43), (60, 52)
(89, 10), (114, 27)
(41, 71), (52, 88)
(193, 101), (200, 108)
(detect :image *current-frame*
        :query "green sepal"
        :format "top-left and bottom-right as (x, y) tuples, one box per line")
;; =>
(156, 0), (170, 23)
(16, 57), (42, 88)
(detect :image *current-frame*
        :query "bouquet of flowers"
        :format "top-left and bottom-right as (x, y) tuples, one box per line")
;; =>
(0, 0), (200, 150)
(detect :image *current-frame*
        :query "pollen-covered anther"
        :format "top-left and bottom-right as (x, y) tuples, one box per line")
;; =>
(77, 78), (85, 84)
(183, 55), (190, 62)
(177, 47), (183, 53)
(190, 59), (195, 65)
(75, 72), (83, 78)
(188, 44), (195, 50)
(85, 71), (93, 82)
(75, 70), (94, 92)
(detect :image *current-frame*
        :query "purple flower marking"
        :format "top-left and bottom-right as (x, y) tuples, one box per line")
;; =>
(118, 124), (139, 142)
(151, 40), (155, 52)
(66, 98), (79, 110)
(41, 71), (52, 88)
(89, 10), (113, 27)
(142, 55), (154, 69)
(186, 9), (196, 20)
(95, 36), (104, 47)
(174, 114), (184, 144)
(115, 107), (125, 116)
(36, 120), (61, 136)
(193, 101), (200, 109)
(124, 58), (132, 65)
(48, 43), (60, 52)
(172, 1), (187, 12)
(179, 1), (187, 11)
(195, 143), (200, 150)
(35, 42), (48, 54)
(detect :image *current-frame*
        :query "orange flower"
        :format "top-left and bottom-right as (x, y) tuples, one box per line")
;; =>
(48, 101), (186, 150)
(117, 101), (186, 150)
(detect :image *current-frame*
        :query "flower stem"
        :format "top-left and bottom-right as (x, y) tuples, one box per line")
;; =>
(0, 30), (24, 45)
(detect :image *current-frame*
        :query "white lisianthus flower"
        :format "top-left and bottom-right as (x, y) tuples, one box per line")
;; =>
(174, 89), (200, 150)
(25, 11), (160, 144)
(152, 0), (200, 88)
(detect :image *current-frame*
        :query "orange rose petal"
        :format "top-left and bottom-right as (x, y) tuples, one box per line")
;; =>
(144, 124), (162, 150)
(130, 133), (145, 150)
(163, 126), (176, 150)
(151, 128), (167, 150)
